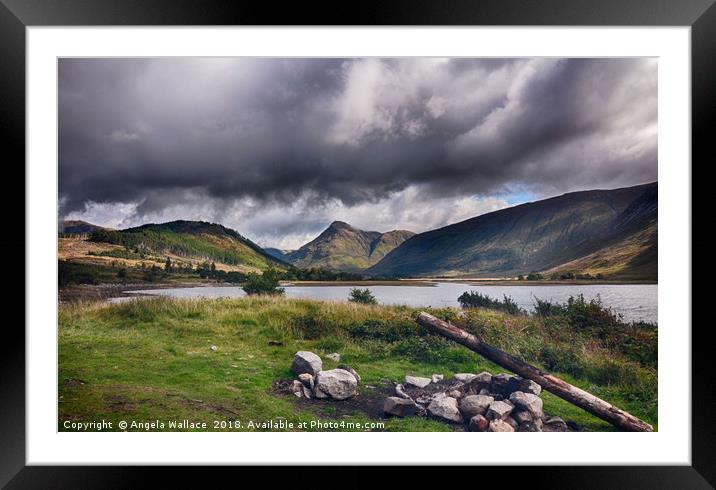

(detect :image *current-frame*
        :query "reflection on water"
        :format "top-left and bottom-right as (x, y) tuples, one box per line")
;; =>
(115, 282), (657, 324)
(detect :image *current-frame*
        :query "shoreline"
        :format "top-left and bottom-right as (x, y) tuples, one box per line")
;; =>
(60, 277), (657, 304)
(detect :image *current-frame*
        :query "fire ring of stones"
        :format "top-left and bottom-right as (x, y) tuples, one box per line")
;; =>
(286, 351), (568, 432)
(387, 371), (569, 432)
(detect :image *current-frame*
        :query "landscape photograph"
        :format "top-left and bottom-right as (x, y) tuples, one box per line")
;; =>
(58, 57), (657, 433)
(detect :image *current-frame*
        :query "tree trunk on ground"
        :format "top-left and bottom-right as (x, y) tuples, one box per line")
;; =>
(416, 311), (654, 432)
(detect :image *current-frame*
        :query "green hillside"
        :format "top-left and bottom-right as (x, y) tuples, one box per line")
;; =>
(368, 183), (657, 280)
(89, 220), (288, 271)
(285, 221), (414, 272)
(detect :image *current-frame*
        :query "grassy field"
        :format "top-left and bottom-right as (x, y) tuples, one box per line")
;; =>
(58, 296), (657, 432)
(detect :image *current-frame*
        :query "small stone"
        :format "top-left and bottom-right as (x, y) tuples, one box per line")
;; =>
(543, 416), (569, 432)
(506, 375), (542, 396)
(486, 400), (514, 421)
(336, 364), (361, 384)
(268, 340), (283, 346)
(298, 373), (314, 389)
(384, 397), (419, 417)
(302, 386), (312, 399)
(509, 391), (544, 418)
(488, 419), (515, 432)
(210, 345), (218, 352)
(427, 396), (463, 423)
(290, 380), (304, 396)
(395, 383), (411, 400)
(458, 394), (494, 419)
(454, 373), (478, 383)
(291, 351), (323, 377)
(468, 414), (490, 432)
(431, 374), (444, 383)
(326, 352), (341, 362)
(315, 369), (358, 400)
(448, 389), (463, 399)
(405, 375), (432, 389)
(479, 388), (492, 396)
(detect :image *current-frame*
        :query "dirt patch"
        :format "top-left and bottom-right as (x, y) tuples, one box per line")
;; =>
(272, 379), (394, 422)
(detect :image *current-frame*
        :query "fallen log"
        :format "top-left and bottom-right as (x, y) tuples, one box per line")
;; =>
(416, 311), (653, 432)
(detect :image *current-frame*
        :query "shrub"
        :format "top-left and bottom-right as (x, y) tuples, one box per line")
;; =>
(348, 287), (377, 305)
(458, 291), (523, 315)
(242, 269), (285, 296)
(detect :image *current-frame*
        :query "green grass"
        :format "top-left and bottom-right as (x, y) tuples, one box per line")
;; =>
(58, 296), (657, 432)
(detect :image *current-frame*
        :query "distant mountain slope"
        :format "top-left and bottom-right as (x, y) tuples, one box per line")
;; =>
(285, 221), (415, 272)
(368, 182), (657, 280)
(59, 220), (107, 235)
(264, 248), (294, 260)
(88, 220), (288, 271)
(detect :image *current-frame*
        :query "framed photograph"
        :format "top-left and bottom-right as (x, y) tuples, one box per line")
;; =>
(6, 0), (713, 486)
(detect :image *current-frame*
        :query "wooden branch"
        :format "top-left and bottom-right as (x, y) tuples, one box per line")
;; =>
(416, 311), (653, 432)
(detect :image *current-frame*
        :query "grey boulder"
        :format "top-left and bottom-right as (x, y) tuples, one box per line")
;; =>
(488, 419), (515, 432)
(337, 364), (361, 384)
(458, 394), (495, 419)
(291, 351), (323, 377)
(427, 396), (463, 423)
(486, 400), (514, 421)
(509, 391), (544, 418)
(405, 375), (432, 389)
(506, 375), (542, 396)
(315, 369), (358, 400)
(454, 373), (478, 383)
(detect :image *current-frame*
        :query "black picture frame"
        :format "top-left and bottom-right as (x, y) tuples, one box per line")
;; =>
(4, 0), (712, 487)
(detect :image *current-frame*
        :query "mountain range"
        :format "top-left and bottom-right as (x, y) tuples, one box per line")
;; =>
(59, 182), (657, 280)
(368, 182), (657, 279)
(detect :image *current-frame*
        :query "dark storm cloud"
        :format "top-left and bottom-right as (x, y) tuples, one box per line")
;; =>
(59, 57), (657, 228)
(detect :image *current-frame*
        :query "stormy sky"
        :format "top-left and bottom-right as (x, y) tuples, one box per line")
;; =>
(59, 58), (657, 249)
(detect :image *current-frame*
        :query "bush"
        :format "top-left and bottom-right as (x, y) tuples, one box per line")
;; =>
(241, 269), (285, 296)
(348, 287), (377, 305)
(458, 291), (523, 315)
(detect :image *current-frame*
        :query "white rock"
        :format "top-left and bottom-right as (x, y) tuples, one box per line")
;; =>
(336, 364), (361, 384)
(210, 345), (218, 352)
(458, 394), (495, 419)
(405, 375), (432, 389)
(315, 369), (358, 400)
(454, 373), (478, 383)
(486, 400), (514, 421)
(488, 419), (515, 432)
(291, 351), (323, 377)
(427, 396), (463, 423)
(509, 391), (543, 418)
(431, 374), (444, 383)
(326, 352), (341, 362)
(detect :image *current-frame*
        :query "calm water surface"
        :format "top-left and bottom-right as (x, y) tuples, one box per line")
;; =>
(119, 282), (657, 324)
